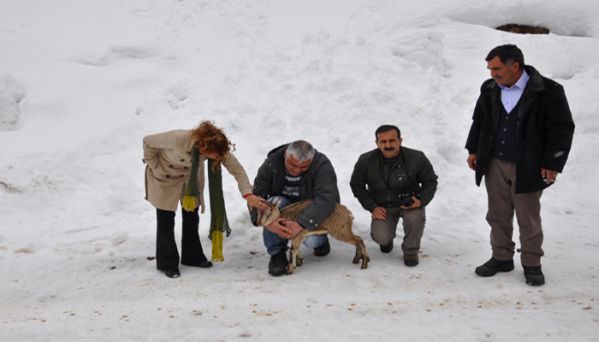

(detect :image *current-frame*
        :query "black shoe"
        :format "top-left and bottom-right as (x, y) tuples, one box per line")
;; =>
(268, 250), (288, 276)
(404, 254), (419, 267)
(181, 258), (213, 268)
(380, 241), (394, 253)
(523, 265), (545, 286)
(475, 257), (514, 277)
(314, 240), (330, 257)
(164, 269), (180, 278)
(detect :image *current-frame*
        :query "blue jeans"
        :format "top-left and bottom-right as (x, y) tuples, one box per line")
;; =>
(263, 196), (328, 256)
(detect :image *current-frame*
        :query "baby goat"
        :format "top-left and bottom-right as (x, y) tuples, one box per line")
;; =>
(257, 199), (370, 274)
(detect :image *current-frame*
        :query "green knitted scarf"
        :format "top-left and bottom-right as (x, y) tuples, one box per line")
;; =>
(182, 150), (230, 262)
(207, 158), (230, 237)
(181, 149), (201, 211)
(207, 158), (230, 262)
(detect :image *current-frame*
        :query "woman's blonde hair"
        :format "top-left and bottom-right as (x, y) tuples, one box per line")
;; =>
(190, 121), (233, 168)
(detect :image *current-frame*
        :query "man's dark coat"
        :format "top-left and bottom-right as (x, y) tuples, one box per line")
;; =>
(465, 65), (575, 193)
(252, 144), (340, 229)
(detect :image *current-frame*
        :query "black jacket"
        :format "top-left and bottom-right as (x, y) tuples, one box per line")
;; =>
(465, 65), (575, 193)
(252, 144), (340, 229)
(350, 147), (438, 211)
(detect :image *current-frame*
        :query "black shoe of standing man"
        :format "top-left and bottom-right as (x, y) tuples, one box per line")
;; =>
(523, 265), (545, 286)
(475, 257), (514, 277)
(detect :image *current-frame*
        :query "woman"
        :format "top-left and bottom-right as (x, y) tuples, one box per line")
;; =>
(143, 121), (266, 278)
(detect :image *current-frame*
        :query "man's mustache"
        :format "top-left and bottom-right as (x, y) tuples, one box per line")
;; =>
(384, 147), (396, 151)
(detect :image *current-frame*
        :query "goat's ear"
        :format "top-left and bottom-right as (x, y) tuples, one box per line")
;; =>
(255, 210), (262, 226)
(256, 207), (269, 226)
(272, 197), (281, 208)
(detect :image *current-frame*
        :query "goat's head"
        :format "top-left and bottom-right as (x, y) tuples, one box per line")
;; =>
(256, 198), (281, 226)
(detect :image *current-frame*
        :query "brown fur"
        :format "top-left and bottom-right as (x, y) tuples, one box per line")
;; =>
(258, 199), (370, 274)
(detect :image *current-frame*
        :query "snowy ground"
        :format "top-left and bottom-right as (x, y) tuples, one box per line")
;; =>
(1, 0), (599, 341)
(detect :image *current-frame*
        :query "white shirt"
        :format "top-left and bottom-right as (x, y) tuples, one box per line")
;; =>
(498, 70), (529, 113)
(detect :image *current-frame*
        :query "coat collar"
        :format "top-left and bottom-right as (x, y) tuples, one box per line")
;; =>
(482, 65), (546, 123)
(523, 65), (545, 93)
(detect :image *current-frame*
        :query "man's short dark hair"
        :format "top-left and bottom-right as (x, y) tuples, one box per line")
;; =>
(485, 44), (525, 68)
(375, 125), (401, 140)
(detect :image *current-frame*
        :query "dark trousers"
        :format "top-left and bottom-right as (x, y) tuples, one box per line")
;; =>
(156, 207), (207, 270)
(370, 207), (426, 256)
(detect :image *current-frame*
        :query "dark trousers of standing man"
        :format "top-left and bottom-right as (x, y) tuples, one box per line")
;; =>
(156, 207), (207, 271)
(484, 159), (544, 267)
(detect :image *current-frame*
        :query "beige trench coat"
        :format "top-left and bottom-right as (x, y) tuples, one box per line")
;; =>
(143, 129), (253, 212)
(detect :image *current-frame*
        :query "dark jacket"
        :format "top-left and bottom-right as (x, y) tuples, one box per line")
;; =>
(350, 146), (438, 211)
(465, 65), (575, 193)
(252, 144), (340, 229)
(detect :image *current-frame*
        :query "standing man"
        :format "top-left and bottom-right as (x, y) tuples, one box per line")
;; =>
(466, 44), (575, 286)
(251, 140), (340, 276)
(350, 125), (437, 266)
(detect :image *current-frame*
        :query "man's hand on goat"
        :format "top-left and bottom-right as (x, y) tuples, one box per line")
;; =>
(265, 219), (302, 239)
(281, 220), (303, 239)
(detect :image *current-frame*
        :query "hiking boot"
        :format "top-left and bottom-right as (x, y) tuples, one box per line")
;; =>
(380, 241), (394, 253)
(314, 240), (330, 257)
(475, 257), (514, 277)
(404, 253), (419, 267)
(268, 250), (288, 276)
(523, 265), (545, 286)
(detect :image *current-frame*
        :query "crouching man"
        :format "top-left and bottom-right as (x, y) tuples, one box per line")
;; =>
(250, 140), (340, 276)
(350, 125), (438, 266)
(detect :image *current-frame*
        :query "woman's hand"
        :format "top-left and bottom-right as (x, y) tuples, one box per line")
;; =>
(245, 194), (268, 210)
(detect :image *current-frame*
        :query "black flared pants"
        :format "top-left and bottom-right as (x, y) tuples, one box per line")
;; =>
(156, 207), (207, 270)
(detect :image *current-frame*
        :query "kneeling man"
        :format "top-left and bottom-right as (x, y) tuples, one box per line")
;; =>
(350, 125), (437, 266)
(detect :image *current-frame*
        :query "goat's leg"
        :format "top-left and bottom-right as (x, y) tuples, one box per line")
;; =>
(288, 231), (308, 274)
(352, 236), (370, 269)
(296, 249), (304, 267)
(327, 223), (370, 269)
(288, 230), (327, 274)
(351, 239), (370, 269)
(295, 230), (327, 267)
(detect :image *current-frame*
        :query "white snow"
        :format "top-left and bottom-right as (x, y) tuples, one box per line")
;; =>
(0, 73), (25, 131)
(1, 0), (598, 341)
